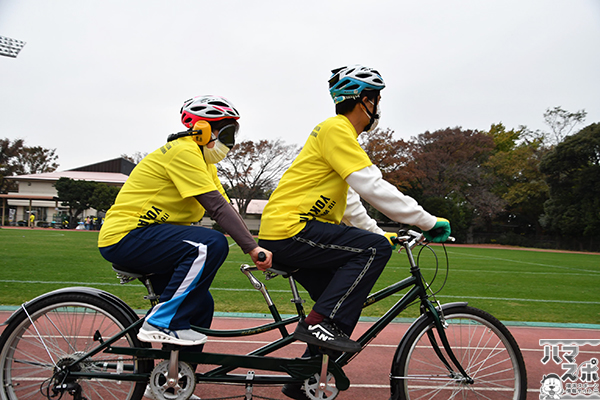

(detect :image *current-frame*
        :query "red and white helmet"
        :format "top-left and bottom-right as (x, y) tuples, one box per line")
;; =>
(180, 95), (240, 128)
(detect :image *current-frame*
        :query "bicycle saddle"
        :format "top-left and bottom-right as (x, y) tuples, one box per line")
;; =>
(112, 264), (154, 283)
(264, 263), (299, 279)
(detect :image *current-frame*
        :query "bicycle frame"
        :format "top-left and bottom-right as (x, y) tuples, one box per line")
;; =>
(56, 231), (470, 390)
(41, 230), (473, 392)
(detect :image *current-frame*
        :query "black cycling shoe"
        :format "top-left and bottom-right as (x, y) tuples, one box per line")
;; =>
(293, 318), (361, 353)
(282, 382), (309, 400)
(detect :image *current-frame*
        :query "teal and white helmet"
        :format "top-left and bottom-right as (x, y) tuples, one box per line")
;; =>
(328, 65), (385, 104)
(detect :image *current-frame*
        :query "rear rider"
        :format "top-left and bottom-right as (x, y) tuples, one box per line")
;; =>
(98, 95), (272, 349)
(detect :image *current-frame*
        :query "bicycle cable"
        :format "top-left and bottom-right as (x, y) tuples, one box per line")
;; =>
(416, 242), (450, 298)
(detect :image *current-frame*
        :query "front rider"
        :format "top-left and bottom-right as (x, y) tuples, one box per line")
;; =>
(257, 65), (450, 399)
(98, 95), (272, 351)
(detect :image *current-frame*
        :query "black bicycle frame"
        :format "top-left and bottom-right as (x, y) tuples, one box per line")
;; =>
(67, 242), (472, 389)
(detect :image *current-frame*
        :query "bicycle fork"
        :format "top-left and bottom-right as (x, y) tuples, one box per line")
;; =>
(424, 302), (474, 385)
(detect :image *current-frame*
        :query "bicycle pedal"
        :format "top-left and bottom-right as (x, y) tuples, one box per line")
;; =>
(161, 343), (182, 352)
(316, 347), (340, 357)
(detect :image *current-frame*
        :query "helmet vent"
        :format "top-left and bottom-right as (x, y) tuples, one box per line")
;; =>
(190, 105), (207, 112)
(210, 101), (231, 107)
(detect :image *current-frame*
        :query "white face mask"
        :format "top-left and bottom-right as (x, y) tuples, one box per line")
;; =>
(203, 139), (230, 164)
(363, 100), (381, 132)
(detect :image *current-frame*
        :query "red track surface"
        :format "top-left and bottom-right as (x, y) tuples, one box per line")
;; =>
(1, 311), (598, 400)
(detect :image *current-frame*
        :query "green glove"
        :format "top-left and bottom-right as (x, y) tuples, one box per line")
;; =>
(424, 218), (451, 243)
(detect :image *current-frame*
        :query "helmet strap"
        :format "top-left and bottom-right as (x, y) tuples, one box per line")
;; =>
(359, 96), (379, 131)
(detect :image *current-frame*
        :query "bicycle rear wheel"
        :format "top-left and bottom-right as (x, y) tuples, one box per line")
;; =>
(0, 291), (152, 400)
(390, 305), (527, 400)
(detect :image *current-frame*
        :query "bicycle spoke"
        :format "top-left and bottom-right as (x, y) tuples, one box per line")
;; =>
(1, 296), (149, 400)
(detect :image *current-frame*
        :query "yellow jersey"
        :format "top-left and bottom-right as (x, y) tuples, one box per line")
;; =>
(259, 115), (372, 240)
(98, 136), (228, 247)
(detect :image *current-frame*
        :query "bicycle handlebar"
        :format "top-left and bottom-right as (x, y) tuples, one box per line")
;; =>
(391, 229), (455, 249)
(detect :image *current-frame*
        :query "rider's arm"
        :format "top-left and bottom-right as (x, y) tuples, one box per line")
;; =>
(345, 165), (437, 231)
(342, 186), (386, 234)
(195, 191), (257, 254)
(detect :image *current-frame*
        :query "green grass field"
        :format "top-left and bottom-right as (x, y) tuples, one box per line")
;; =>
(1, 228), (599, 325)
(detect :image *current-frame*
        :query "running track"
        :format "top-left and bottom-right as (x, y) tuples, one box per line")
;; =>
(1, 311), (598, 400)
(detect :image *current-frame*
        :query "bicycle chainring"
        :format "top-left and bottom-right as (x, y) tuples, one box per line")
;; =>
(149, 360), (196, 400)
(304, 372), (338, 400)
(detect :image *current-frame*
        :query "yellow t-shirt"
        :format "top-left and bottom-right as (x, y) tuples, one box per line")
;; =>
(98, 136), (228, 247)
(258, 114), (372, 240)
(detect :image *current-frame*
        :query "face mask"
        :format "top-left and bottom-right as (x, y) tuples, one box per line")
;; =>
(202, 137), (231, 164)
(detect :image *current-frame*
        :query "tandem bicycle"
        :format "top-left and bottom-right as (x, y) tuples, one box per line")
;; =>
(0, 229), (527, 400)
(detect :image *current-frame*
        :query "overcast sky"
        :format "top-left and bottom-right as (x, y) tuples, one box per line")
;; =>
(1, 1), (599, 171)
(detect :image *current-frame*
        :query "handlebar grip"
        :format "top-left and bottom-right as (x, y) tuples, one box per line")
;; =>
(428, 227), (445, 237)
(258, 251), (266, 262)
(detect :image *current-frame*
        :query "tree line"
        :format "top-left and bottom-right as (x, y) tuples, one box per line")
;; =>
(359, 107), (598, 251)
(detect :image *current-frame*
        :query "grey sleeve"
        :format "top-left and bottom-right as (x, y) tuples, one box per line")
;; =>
(195, 191), (258, 254)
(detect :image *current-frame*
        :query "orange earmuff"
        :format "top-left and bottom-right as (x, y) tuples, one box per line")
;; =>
(190, 120), (212, 146)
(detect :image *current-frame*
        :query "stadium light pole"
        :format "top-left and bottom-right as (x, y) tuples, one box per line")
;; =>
(0, 35), (26, 58)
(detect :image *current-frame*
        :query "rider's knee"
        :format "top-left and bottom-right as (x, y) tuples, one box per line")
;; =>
(374, 234), (393, 260)
(211, 231), (229, 253)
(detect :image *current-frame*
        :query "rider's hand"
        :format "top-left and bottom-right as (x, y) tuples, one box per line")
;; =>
(424, 218), (451, 243)
(383, 232), (397, 249)
(249, 247), (272, 271)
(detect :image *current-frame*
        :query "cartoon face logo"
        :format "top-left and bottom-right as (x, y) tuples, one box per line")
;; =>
(540, 374), (563, 399)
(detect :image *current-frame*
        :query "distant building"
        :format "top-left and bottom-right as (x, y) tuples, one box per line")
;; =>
(1, 157), (268, 231)
(0, 158), (134, 228)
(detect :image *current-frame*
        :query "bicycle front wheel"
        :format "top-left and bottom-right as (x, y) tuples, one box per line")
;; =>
(0, 291), (152, 400)
(390, 305), (527, 400)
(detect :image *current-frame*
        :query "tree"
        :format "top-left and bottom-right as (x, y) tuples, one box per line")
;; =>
(20, 146), (59, 175)
(121, 152), (148, 164)
(216, 139), (299, 217)
(539, 123), (600, 239)
(54, 178), (98, 227)
(0, 138), (59, 193)
(90, 183), (120, 213)
(543, 106), (587, 146)
(0, 138), (24, 193)
(358, 127), (420, 191)
(407, 127), (500, 238)
(484, 123), (549, 235)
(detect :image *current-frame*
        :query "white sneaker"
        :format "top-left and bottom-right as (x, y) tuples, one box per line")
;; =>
(144, 385), (201, 400)
(137, 320), (208, 346)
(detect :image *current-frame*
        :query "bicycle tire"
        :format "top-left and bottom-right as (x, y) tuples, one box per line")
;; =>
(390, 305), (527, 400)
(0, 291), (153, 400)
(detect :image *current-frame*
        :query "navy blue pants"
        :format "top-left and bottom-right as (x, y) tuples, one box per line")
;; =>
(259, 220), (392, 334)
(99, 224), (229, 331)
